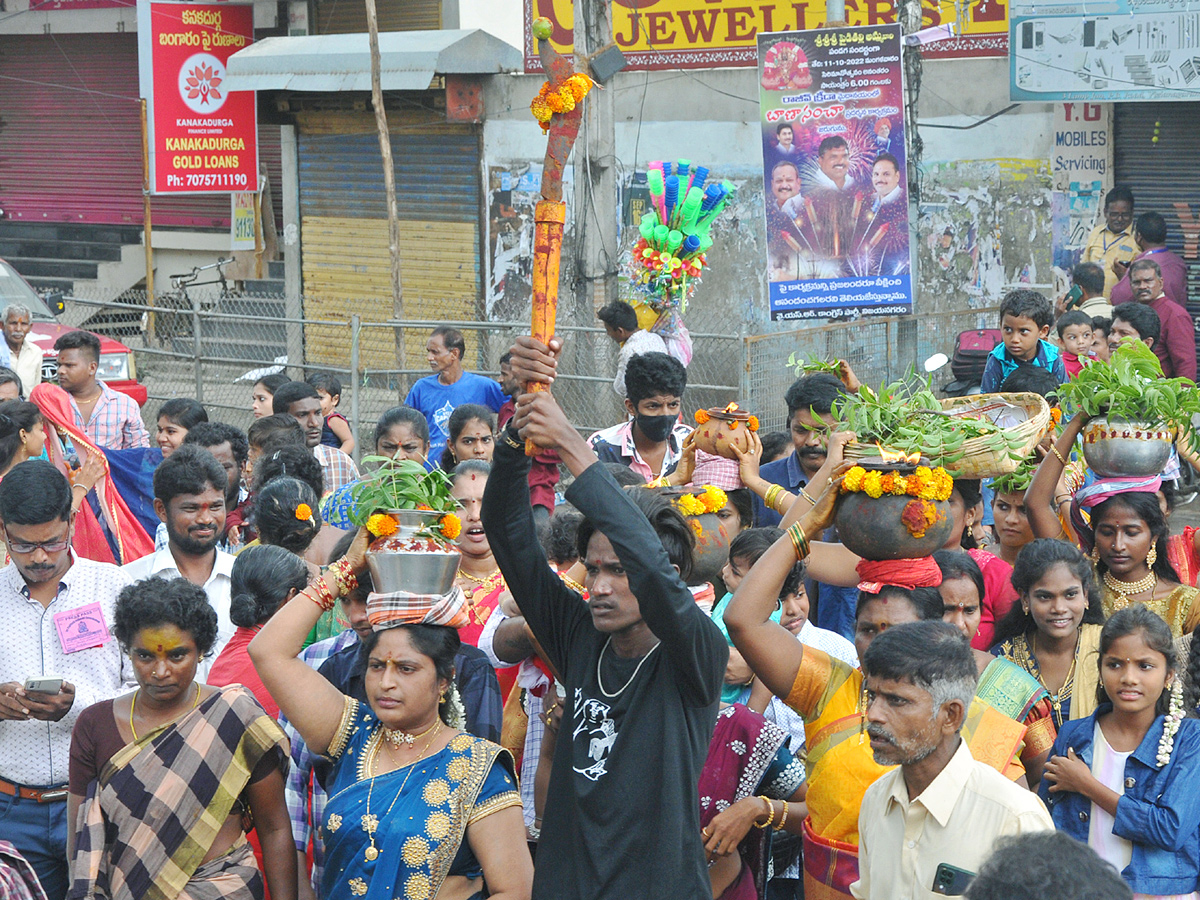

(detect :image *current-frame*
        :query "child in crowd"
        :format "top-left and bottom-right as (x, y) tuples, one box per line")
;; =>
(1040, 605), (1200, 898)
(305, 371), (354, 455)
(1091, 316), (1113, 363)
(155, 397), (207, 458)
(1056, 310), (1094, 379)
(981, 289), (1067, 392)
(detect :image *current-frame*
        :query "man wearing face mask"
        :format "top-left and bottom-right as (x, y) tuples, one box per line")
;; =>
(588, 352), (692, 482)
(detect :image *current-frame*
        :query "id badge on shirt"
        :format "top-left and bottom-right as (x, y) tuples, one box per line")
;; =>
(54, 602), (112, 653)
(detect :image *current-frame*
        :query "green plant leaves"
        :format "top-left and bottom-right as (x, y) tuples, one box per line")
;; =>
(347, 457), (460, 526)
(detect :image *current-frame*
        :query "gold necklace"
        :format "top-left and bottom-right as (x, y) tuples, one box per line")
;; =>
(1103, 568), (1157, 600)
(458, 567), (500, 586)
(381, 716), (441, 749)
(1030, 633), (1078, 728)
(130, 682), (201, 741)
(361, 719), (443, 862)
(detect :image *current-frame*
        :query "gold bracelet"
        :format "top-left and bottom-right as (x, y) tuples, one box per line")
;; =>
(753, 796), (775, 829)
(764, 484), (783, 510)
(799, 487), (818, 507)
(1050, 446), (1067, 465)
(501, 429), (524, 451)
(775, 800), (789, 830)
(328, 558), (360, 597)
(787, 523), (810, 561)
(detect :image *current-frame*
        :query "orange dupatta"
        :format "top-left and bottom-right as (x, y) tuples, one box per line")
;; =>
(30, 383), (152, 565)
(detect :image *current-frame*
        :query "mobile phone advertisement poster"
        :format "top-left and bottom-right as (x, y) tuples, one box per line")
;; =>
(138, 1), (258, 194)
(758, 25), (913, 321)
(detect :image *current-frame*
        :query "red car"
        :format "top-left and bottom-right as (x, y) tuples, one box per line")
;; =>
(0, 258), (147, 405)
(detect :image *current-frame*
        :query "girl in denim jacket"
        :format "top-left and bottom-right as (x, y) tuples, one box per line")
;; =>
(1039, 605), (1200, 899)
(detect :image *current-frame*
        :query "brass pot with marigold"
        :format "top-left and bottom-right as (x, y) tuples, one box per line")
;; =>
(692, 403), (760, 461)
(834, 460), (954, 560)
(658, 484), (733, 586)
(349, 458), (462, 594)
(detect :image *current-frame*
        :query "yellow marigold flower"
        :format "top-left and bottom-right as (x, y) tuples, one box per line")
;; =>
(295, 503), (313, 522)
(556, 86), (577, 112)
(930, 468), (954, 501)
(694, 409), (710, 424)
(702, 485), (728, 514)
(887, 473), (908, 496)
(677, 494), (706, 516)
(530, 96), (553, 124)
(439, 513), (462, 540)
(546, 92), (566, 113)
(747, 415), (759, 432)
(842, 466), (866, 493)
(565, 72), (594, 102)
(863, 470), (884, 499)
(367, 513), (398, 538)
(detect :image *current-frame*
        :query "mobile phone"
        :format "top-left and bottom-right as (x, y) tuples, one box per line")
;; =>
(24, 677), (63, 695)
(1064, 284), (1084, 309)
(932, 862), (975, 896)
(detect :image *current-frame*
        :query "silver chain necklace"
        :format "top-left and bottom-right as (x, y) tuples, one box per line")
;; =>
(596, 637), (661, 698)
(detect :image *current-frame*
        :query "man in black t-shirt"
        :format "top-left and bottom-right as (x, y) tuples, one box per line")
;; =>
(482, 336), (727, 900)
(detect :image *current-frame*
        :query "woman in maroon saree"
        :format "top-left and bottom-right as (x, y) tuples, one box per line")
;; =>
(700, 704), (807, 899)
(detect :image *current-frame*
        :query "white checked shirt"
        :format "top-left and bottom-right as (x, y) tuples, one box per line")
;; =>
(0, 555), (132, 786)
(312, 444), (360, 496)
(70, 382), (150, 450)
(122, 547), (236, 677)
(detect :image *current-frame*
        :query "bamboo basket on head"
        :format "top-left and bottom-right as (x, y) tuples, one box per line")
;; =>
(842, 392), (1052, 479)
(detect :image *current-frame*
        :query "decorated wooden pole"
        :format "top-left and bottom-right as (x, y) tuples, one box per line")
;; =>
(526, 17), (593, 455)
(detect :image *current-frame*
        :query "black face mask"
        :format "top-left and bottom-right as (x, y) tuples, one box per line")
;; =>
(635, 413), (676, 443)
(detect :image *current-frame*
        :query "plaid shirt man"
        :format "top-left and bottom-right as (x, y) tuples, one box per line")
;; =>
(312, 444), (359, 496)
(70, 383), (150, 450)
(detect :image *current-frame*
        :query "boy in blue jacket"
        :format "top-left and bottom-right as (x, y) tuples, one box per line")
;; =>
(981, 290), (1066, 393)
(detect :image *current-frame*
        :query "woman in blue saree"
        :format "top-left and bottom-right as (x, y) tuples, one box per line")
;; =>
(249, 529), (532, 900)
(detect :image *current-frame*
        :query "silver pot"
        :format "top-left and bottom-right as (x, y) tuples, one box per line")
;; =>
(365, 508), (462, 595)
(1081, 416), (1174, 478)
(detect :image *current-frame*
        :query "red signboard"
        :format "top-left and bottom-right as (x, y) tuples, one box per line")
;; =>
(137, 1), (257, 194)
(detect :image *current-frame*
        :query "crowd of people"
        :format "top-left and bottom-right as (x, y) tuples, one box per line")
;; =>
(1, 252), (1199, 900)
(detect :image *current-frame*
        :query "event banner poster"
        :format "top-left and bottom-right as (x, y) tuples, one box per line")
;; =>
(758, 25), (913, 321)
(1011, 0), (1200, 100)
(524, 0), (1007, 71)
(137, 1), (257, 194)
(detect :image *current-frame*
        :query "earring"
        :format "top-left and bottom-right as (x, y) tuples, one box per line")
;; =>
(1147, 545), (1158, 567)
(439, 690), (447, 703)
(1090, 545), (1101, 563)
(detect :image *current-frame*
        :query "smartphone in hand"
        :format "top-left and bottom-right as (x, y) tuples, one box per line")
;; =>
(24, 676), (64, 695)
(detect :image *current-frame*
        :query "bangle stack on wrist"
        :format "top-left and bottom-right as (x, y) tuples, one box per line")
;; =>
(799, 487), (818, 507)
(764, 484), (787, 513)
(328, 558), (359, 597)
(787, 523), (810, 561)
(307, 580), (336, 612)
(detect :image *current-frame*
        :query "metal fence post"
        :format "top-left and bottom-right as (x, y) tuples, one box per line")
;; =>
(191, 290), (204, 403)
(350, 315), (361, 465)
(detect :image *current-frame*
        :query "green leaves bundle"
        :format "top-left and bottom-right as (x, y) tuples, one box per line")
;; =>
(1058, 341), (1200, 452)
(347, 457), (459, 526)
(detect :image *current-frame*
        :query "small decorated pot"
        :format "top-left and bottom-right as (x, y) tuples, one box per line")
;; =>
(1081, 416), (1174, 478)
(833, 461), (953, 560)
(659, 486), (734, 586)
(693, 404), (760, 460)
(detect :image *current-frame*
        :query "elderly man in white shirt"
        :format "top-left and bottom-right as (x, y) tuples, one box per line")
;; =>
(597, 299), (668, 398)
(122, 446), (235, 673)
(3, 304), (41, 397)
(852, 622), (1052, 900)
(0, 460), (132, 900)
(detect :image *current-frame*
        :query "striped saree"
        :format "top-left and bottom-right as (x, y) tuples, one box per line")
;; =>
(68, 686), (288, 900)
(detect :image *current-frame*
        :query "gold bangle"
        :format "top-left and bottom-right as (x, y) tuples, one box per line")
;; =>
(787, 522), (810, 561)
(753, 796), (775, 829)
(764, 483), (781, 508)
(1050, 446), (1067, 465)
(772, 491), (792, 515)
(776, 800), (789, 830)
(799, 487), (818, 507)
(501, 429), (524, 451)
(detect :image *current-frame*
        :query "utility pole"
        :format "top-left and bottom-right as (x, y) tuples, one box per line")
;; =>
(572, 0), (618, 315)
(364, 0), (406, 386)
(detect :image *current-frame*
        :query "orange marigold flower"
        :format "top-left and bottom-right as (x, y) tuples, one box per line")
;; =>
(702, 485), (728, 514)
(439, 513), (462, 540)
(417, 504), (432, 511)
(295, 503), (313, 522)
(565, 72), (594, 102)
(367, 513), (399, 538)
(1050, 406), (1063, 425)
(747, 415), (759, 432)
(677, 494), (707, 516)
(694, 409), (710, 424)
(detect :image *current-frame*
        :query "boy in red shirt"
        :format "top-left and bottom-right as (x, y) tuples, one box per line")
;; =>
(1055, 310), (1094, 378)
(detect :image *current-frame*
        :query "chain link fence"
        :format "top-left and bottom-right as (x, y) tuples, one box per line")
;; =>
(63, 287), (999, 458)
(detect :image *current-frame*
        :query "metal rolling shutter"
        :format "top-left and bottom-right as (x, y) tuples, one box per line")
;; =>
(0, 34), (281, 229)
(313, 0), (440, 34)
(296, 120), (481, 370)
(1112, 103), (1200, 353)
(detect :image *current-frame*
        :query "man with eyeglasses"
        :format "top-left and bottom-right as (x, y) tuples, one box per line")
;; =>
(0, 460), (132, 900)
